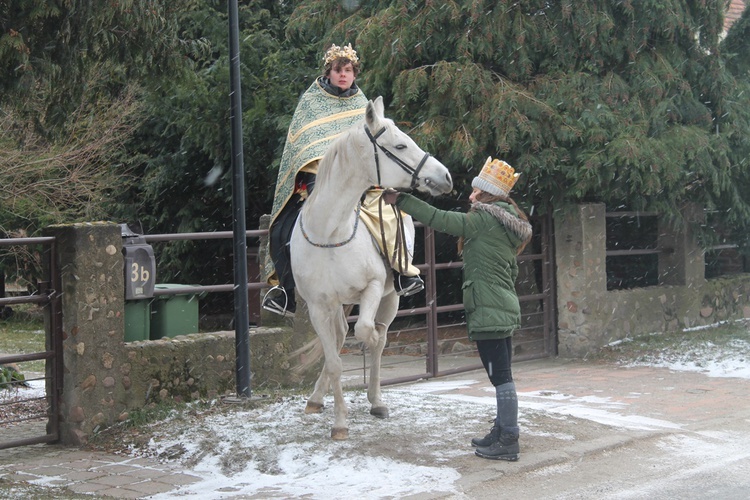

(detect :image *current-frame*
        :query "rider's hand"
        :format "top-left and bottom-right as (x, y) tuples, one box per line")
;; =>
(382, 188), (400, 205)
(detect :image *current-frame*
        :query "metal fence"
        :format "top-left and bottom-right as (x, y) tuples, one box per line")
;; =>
(141, 215), (557, 387)
(0, 236), (62, 450)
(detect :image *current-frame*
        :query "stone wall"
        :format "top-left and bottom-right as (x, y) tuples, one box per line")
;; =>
(43, 222), (317, 445)
(45, 211), (750, 442)
(554, 203), (750, 357)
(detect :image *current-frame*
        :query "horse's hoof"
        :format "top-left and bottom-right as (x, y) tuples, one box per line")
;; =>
(370, 406), (389, 419)
(305, 401), (324, 414)
(331, 427), (349, 440)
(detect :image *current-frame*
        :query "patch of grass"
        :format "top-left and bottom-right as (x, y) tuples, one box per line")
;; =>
(0, 304), (46, 373)
(124, 401), (187, 428)
(594, 319), (750, 363)
(0, 365), (26, 390)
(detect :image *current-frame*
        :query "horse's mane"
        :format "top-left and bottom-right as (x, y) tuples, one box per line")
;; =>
(306, 122), (365, 206)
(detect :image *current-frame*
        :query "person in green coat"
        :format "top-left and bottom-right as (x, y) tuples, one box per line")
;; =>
(383, 157), (532, 461)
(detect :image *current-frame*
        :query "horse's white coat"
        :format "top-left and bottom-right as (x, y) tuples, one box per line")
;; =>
(290, 97), (453, 439)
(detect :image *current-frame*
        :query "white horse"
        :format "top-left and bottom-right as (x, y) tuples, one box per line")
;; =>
(290, 96), (453, 440)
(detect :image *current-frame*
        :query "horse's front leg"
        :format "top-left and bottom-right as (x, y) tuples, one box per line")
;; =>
(306, 304), (350, 440)
(353, 280), (382, 347)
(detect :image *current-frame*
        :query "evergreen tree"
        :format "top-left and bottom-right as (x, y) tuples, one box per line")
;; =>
(105, 0), (307, 285)
(287, 0), (750, 249)
(0, 0), (190, 133)
(0, 0), (195, 235)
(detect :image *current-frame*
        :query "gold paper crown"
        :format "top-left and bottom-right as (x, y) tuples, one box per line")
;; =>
(323, 43), (359, 65)
(472, 157), (521, 196)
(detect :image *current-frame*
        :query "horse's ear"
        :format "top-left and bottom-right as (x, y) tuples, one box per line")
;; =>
(366, 96), (385, 129)
(373, 96), (385, 116)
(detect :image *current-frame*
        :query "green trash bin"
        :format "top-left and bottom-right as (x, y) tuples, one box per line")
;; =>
(149, 284), (201, 339)
(124, 299), (151, 342)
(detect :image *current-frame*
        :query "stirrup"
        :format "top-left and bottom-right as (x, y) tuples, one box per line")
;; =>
(262, 286), (295, 318)
(395, 274), (424, 297)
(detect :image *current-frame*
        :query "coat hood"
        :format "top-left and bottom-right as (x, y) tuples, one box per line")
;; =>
(472, 201), (533, 244)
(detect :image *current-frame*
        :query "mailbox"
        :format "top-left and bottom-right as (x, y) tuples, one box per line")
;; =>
(121, 224), (156, 300)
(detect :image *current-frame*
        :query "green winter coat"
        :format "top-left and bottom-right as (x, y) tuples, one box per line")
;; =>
(395, 194), (533, 341)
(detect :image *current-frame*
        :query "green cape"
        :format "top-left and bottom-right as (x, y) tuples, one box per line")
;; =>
(269, 79), (368, 225)
(264, 79), (368, 282)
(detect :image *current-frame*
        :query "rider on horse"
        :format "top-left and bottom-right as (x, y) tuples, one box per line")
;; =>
(263, 43), (424, 317)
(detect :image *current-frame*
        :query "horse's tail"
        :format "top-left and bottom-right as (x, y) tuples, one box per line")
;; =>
(288, 337), (324, 379)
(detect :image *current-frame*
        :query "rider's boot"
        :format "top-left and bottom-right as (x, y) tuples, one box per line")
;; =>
(394, 271), (424, 297)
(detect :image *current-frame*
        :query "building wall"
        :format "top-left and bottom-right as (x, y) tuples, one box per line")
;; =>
(554, 203), (750, 357)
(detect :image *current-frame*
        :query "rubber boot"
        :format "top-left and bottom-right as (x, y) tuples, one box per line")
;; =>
(474, 429), (520, 461)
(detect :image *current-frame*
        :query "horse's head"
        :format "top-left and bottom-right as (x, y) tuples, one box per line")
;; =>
(363, 97), (453, 196)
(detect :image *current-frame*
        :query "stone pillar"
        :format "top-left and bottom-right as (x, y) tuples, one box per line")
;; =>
(553, 204), (607, 356)
(658, 203), (705, 288)
(44, 222), (126, 445)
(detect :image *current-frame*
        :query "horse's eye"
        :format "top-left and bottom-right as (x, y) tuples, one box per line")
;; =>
(395, 144), (407, 150)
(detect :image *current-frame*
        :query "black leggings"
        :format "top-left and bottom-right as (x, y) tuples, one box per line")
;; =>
(476, 337), (513, 386)
(269, 194), (302, 292)
(268, 173), (316, 291)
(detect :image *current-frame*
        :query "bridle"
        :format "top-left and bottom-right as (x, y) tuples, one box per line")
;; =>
(364, 125), (431, 190)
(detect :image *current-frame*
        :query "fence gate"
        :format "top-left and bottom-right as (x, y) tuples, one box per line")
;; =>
(343, 211), (557, 387)
(0, 236), (62, 450)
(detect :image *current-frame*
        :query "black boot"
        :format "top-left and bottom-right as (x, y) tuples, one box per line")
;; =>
(474, 430), (520, 461)
(394, 271), (424, 297)
(471, 422), (500, 447)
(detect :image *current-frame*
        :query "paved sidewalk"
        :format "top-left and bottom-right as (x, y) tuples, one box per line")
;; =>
(1, 357), (749, 498)
(0, 444), (201, 498)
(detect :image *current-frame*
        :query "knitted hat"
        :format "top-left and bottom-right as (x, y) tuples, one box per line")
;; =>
(471, 157), (520, 197)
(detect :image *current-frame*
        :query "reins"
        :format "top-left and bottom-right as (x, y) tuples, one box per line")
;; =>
(365, 124), (427, 270)
(377, 194), (409, 274)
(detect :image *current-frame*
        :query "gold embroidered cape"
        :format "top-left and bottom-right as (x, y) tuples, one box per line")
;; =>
(269, 79), (368, 226)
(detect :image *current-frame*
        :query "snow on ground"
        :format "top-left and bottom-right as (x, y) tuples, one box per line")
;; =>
(144, 386), (480, 499)
(143, 324), (750, 499)
(615, 333), (750, 379)
(7, 322), (750, 499)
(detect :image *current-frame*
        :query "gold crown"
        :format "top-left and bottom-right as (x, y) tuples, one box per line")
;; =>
(323, 43), (359, 65)
(473, 157), (521, 196)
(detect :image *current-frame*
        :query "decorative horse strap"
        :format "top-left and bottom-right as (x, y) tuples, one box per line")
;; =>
(299, 201), (363, 248)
